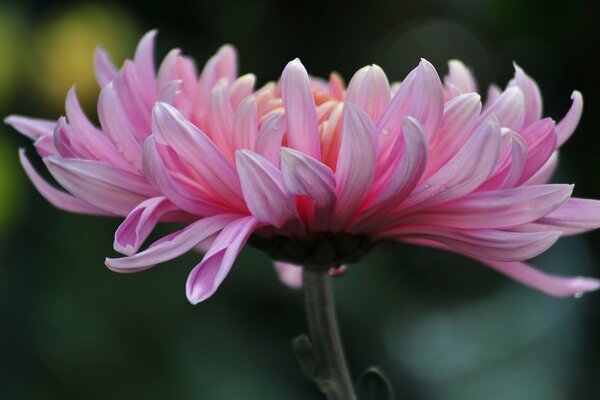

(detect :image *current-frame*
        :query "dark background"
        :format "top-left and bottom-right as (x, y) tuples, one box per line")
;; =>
(1, 0), (599, 399)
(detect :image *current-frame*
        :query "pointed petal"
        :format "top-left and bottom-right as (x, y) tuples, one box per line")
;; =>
(93, 45), (118, 88)
(518, 118), (557, 184)
(207, 80), (235, 156)
(346, 64), (391, 121)
(281, 59), (321, 159)
(229, 73), (256, 108)
(556, 91), (583, 147)
(444, 60), (477, 95)
(533, 197), (600, 235)
(523, 151), (558, 186)
(481, 260), (600, 297)
(274, 262), (303, 289)
(405, 184), (572, 229)
(232, 96), (258, 151)
(186, 216), (261, 304)
(4, 115), (56, 141)
(235, 150), (300, 230)
(18, 149), (111, 216)
(479, 86), (525, 131)
(114, 196), (179, 255)
(195, 45), (238, 119)
(44, 156), (156, 216)
(281, 147), (336, 230)
(255, 111), (286, 166)
(332, 104), (378, 231)
(133, 29), (158, 99)
(106, 214), (239, 273)
(509, 63), (543, 125)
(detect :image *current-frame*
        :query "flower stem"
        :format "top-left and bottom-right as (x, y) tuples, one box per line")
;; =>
(303, 268), (357, 400)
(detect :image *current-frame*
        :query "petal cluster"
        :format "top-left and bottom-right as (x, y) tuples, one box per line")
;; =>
(6, 31), (600, 303)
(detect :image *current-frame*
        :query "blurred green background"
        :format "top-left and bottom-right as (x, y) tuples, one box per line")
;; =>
(1, 0), (600, 399)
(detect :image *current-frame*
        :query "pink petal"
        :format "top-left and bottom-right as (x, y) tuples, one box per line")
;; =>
(345, 64), (391, 121)
(533, 197), (600, 235)
(523, 151), (558, 186)
(113, 61), (153, 137)
(331, 103), (378, 231)
(195, 45), (238, 120)
(479, 128), (528, 190)
(93, 45), (118, 88)
(481, 260), (600, 298)
(509, 63), (543, 126)
(556, 91), (583, 147)
(229, 73), (256, 108)
(186, 216), (261, 304)
(255, 111), (286, 166)
(281, 59), (321, 159)
(18, 149), (111, 216)
(232, 96), (258, 151)
(4, 115), (56, 141)
(444, 60), (477, 95)
(152, 102), (244, 209)
(274, 262), (303, 289)
(280, 147), (336, 231)
(479, 86), (525, 131)
(207, 80), (236, 157)
(518, 118), (557, 184)
(484, 84), (502, 110)
(424, 93), (482, 178)
(133, 29), (158, 101)
(404, 184), (572, 229)
(235, 150), (302, 232)
(44, 156), (156, 216)
(114, 196), (179, 255)
(106, 214), (239, 273)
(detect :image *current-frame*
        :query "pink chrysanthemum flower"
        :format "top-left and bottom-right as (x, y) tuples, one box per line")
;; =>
(102, 46), (600, 303)
(7, 32), (600, 304)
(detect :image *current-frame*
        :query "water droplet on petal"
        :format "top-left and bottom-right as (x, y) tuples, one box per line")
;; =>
(574, 292), (584, 299)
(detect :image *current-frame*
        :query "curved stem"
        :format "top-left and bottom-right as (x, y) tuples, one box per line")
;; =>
(303, 268), (357, 400)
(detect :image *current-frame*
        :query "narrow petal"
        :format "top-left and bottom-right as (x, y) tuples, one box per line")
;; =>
(18, 149), (111, 216)
(274, 262), (303, 289)
(235, 150), (301, 232)
(345, 64), (391, 121)
(509, 63), (543, 125)
(232, 96), (258, 151)
(281, 147), (336, 231)
(206, 80), (235, 157)
(44, 157), (156, 216)
(332, 103), (378, 231)
(93, 46), (118, 88)
(229, 73), (256, 108)
(533, 198), (600, 235)
(195, 45), (238, 120)
(556, 91), (583, 147)
(518, 118), (557, 184)
(133, 29), (158, 99)
(281, 59), (321, 159)
(403, 184), (572, 229)
(255, 111), (286, 166)
(444, 60), (477, 95)
(186, 216), (261, 304)
(481, 260), (600, 298)
(105, 214), (239, 273)
(4, 115), (56, 141)
(479, 86), (525, 131)
(114, 196), (179, 255)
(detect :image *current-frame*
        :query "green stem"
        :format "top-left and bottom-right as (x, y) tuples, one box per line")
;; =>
(303, 268), (357, 400)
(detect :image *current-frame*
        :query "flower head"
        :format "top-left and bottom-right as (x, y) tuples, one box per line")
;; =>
(7, 32), (600, 303)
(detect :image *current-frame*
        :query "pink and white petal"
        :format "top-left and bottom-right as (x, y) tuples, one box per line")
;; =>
(424, 93), (482, 178)
(142, 138), (229, 216)
(281, 59), (321, 159)
(523, 151), (558, 186)
(229, 73), (257, 108)
(235, 150), (301, 232)
(481, 260), (600, 298)
(518, 118), (557, 184)
(281, 147), (336, 231)
(19, 149), (112, 216)
(331, 104), (378, 231)
(444, 60), (477, 95)
(186, 216), (261, 304)
(404, 184), (572, 230)
(534, 197), (600, 235)
(93, 45), (118, 88)
(44, 156), (156, 216)
(114, 196), (179, 255)
(484, 84), (502, 110)
(4, 115), (56, 141)
(345, 64), (391, 122)
(479, 128), (528, 190)
(152, 102), (244, 209)
(274, 262), (303, 289)
(195, 45), (238, 120)
(33, 135), (58, 157)
(398, 115), (501, 214)
(133, 29), (158, 100)
(207, 80), (236, 157)
(114, 61), (153, 137)
(384, 227), (561, 262)
(255, 111), (286, 166)
(509, 63), (543, 125)
(479, 86), (525, 131)
(157, 80), (182, 104)
(106, 213), (239, 273)
(232, 96), (258, 151)
(556, 91), (583, 147)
